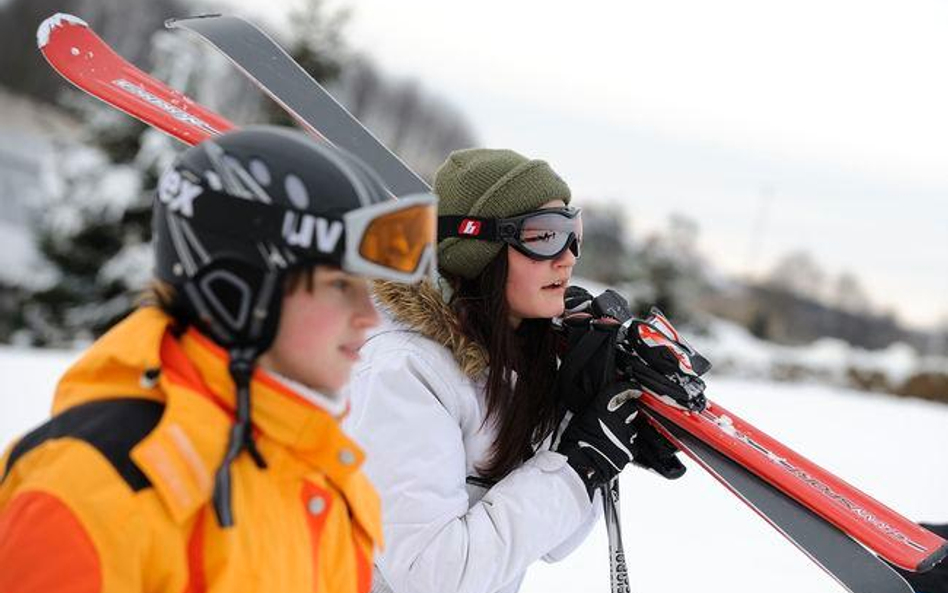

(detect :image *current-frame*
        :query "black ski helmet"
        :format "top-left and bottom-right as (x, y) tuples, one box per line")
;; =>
(152, 126), (437, 527)
(154, 125), (436, 354)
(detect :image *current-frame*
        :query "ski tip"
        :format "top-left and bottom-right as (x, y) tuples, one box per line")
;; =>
(165, 14), (224, 30)
(37, 13), (88, 49)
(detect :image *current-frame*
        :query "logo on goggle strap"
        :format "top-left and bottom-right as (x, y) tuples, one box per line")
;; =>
(458, 219), (482, 236)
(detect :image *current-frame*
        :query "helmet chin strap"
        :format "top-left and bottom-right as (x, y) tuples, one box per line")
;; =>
(213, 347), (268, 528)
(209, 270), (281, 529)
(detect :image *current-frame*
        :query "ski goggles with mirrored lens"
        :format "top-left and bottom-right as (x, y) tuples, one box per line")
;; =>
(439, 207), (582, 261)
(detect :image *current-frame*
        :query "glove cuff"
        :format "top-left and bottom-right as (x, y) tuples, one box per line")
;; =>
(560, 443), (612, 500)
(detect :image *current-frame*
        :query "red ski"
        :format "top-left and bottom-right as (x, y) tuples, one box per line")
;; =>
(37, 13), (234, 145)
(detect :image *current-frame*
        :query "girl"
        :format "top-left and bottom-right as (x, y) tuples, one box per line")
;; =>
(347, 148), (645, 593)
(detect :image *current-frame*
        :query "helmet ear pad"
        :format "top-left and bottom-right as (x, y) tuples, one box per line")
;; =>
(181, 257), (284, 354)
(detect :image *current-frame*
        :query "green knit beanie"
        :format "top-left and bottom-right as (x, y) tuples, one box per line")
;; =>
(435, 148), (571, 279)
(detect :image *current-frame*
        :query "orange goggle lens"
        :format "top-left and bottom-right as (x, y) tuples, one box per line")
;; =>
(359, 204), (437, 273)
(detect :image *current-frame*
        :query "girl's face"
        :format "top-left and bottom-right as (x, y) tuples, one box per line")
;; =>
(505, 200), (578, 328)
(259, 267), (379, 394)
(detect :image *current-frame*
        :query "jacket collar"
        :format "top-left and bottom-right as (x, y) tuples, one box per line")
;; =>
(373, 280), (489, 378)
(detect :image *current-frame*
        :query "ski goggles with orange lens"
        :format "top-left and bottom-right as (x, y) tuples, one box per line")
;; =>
(345, 193), (438, 282)
(439, 207), (582, 261)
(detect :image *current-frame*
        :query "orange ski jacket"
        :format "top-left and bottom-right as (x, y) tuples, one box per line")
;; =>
(0, 307), (381, 593)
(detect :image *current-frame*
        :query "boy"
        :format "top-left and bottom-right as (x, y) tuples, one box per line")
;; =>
(0, 127), (437, 593)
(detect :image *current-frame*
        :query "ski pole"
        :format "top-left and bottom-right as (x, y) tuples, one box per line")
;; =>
(602, 478), (631, 593)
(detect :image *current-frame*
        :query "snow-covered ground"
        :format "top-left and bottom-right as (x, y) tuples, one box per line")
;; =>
(1, 345), (946, 592)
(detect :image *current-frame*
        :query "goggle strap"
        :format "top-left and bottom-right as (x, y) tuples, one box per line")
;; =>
(161, 187), (346, 261)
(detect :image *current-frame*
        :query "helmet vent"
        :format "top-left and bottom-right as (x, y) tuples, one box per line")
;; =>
(248, 158), (272, 186)
(199, 269), (252, 333)
(284, 173), (310, 209)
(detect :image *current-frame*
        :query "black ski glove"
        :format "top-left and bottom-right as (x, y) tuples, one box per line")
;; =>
(629, 414), (687, 480)
(554, 289), (622, 414)
(557, 381), (642, 498)
(555, 286), (686, 486)
(618, 307), (711, 412)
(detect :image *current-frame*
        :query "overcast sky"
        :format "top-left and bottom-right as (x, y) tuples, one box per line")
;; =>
(232, 0), (947, 329)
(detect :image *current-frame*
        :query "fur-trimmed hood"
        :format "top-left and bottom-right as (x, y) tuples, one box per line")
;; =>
(372, 280), (488, 379)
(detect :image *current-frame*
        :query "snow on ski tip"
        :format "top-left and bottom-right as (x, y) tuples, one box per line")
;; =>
(37, 12), (234, 145)
(36, 12), (87, 48)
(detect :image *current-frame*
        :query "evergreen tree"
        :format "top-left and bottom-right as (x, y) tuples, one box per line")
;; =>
(20, 103), (166, 345)
(572, 204), (637, 286)
(635, 214), (708, 322)
(10, 2), (282, 345)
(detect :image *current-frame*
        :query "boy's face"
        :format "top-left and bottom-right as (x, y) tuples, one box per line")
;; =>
(259, 267), (379, 394)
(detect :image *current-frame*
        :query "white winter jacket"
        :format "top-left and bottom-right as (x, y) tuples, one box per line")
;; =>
(344, 282), (599, 593)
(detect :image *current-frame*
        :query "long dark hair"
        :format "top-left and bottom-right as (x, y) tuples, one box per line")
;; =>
(447, 247), (563, 480)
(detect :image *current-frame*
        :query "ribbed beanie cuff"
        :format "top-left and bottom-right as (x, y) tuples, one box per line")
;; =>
(435, 148), (571, 279)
